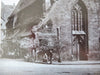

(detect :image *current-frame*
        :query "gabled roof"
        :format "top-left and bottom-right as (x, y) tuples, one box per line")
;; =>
(32, 1), (58, 32)
(11, 0), (36, 16)
(7, 0), (44, 38)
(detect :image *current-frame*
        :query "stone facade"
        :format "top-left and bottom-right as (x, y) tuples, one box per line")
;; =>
(5, 0), (100, 61)
(33, 0), (100, 61)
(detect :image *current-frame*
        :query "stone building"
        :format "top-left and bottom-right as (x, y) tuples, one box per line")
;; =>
(5, 0), (100, 61)
(32, 0), (100, 61)
(5, 0), (45, 58)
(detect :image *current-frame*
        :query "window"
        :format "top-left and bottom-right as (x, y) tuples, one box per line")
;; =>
(71, 0), (88, 35)
(72, 4), (83, 31)
(71, 0), (88, 60)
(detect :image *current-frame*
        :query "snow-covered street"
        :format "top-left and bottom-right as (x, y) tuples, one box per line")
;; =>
(0, 59), (100, 75)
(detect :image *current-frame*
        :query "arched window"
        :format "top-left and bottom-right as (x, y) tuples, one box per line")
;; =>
(71, 0), (88, 60)
(72, 4), (84, 32)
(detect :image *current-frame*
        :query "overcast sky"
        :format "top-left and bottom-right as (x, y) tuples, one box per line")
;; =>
(2, 0), (20, 5)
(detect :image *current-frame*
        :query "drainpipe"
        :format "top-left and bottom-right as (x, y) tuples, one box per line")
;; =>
(56, 27), (61, 62)
(98, 1), (100, 50)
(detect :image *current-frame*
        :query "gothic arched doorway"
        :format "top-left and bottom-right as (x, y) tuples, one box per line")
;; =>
(71, 0), (88, 60)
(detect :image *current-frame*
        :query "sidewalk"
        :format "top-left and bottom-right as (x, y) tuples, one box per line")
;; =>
(52, 61), (100, 65)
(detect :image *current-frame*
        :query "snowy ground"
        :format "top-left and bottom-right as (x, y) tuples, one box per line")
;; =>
(0, 59), (100, 75)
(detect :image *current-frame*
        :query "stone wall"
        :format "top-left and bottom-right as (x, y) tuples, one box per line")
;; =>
(43, 0), (100, 60)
